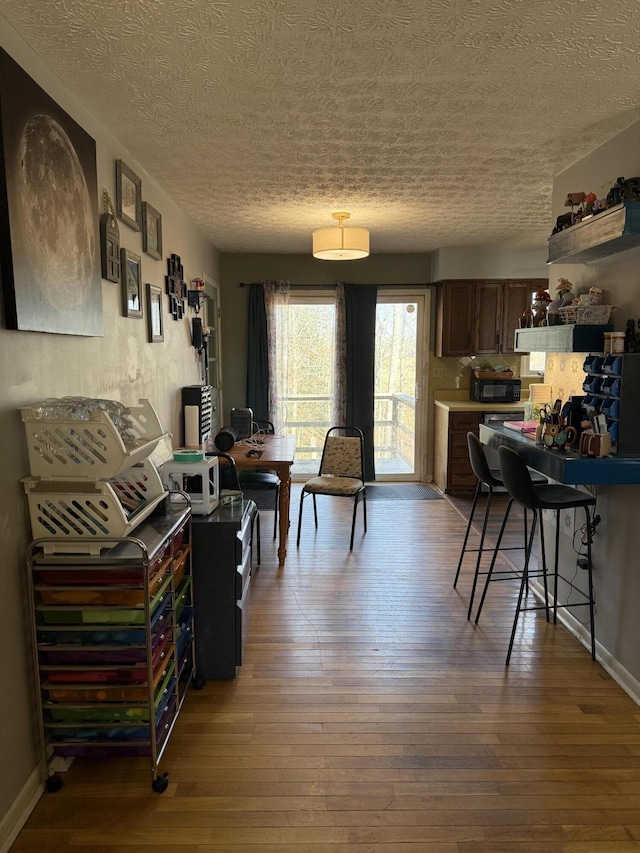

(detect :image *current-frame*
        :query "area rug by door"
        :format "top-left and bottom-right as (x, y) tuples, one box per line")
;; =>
(364, 484), (443, 501)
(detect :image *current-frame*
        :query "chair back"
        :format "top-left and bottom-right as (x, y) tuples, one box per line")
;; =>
(253, 419), (275, 435)
(467, 432), (502, 489)
(319, 427), (364, 480)
(206, 451), (240, 490)
(497, 446), (541, 510)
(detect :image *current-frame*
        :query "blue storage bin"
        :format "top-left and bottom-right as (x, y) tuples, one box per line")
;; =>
(601, 355), (623, 376)
(583, 355), (603, 375)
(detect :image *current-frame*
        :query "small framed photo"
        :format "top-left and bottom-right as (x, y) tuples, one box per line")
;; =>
(121, 249), (143, 318)
(146, 283), (164, 342)
(142, 202), (163, 260)
(115, 160), (142, 231)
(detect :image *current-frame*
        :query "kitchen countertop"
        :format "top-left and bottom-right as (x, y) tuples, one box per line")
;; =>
(434, 392), (526, 413)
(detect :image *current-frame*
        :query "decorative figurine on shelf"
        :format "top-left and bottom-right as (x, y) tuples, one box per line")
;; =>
(607, 176), (640, 206)
(520, 305), (534, 328)
(532, 290), (551, 327)
(550, 277), (576, 309)
(584, 192), (597, 215)
(625, 319), (637, 353)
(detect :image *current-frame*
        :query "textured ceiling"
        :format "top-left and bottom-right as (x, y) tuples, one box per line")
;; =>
(3, 0), (640, 254)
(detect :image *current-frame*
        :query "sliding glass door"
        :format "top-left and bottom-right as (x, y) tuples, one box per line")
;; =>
(280, 290), (427, 481)
(374, 293), (426, 481)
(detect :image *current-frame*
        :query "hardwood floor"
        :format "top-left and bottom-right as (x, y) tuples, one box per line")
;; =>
(12, 486), (640, 852)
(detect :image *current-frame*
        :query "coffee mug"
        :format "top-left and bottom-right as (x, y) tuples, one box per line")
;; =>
(542, 423), (577, 450)
(579, 432), (611, 457)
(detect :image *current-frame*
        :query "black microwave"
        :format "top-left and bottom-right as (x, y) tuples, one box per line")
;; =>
(470, 377), (521, 403)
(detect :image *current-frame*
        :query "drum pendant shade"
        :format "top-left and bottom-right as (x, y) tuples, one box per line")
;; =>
(312, 212), (370, 260)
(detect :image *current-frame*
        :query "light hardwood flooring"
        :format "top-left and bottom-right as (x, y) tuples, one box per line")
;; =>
(11, 486), (640, 852)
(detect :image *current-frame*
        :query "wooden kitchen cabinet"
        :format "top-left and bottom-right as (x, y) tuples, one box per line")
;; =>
(433, 407), (482, 494)
(435, 281), (475, 357)
(435, 279), (546, 357)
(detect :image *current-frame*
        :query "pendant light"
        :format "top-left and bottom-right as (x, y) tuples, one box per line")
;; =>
(312, 212), (370, 260)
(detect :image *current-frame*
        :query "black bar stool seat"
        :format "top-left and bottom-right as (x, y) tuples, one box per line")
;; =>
(479, 445), (597, 665)
(454, 432), (546, 621)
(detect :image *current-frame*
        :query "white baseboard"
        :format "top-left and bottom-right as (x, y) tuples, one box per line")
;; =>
(0, 765), (43, 853)
(529, 579), (640, 705)
(446, 491), (640, 706)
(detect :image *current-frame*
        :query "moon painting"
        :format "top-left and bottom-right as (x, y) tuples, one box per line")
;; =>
(0, 48), (103, 336)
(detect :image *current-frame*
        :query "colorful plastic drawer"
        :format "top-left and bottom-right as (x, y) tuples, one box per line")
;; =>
(39, 646), (147, 666)
(172, 521), (188, 553)
(176, 607), (194, 660)
(172, 546), (190, 588)
(46, 662), (175, 704)
(37, 627), (147, 646)
(34, 567), (143, 587)
(174, 577), (192, 623)
(48, 724), (152, 743)
(39, 574), (173, 625)
(151, 630), (172, 669)
(155, 699), (178, 750)
(46, 665), (148, 685)
(45, 704), (151, 725)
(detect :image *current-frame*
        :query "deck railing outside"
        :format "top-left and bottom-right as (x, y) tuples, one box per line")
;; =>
(282, 393), (415, 475)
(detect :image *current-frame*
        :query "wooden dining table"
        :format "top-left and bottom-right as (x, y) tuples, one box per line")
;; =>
(220, 433), (296, 567)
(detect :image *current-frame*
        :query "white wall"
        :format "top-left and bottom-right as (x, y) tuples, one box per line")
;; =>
(432, 244), (549, 280)
(548, 119), (640, 696)
(0, 22), (217, 846)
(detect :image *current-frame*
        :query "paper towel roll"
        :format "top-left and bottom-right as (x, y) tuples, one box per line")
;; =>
(184, 405), (200, 447)
(529, 383), (552, 402)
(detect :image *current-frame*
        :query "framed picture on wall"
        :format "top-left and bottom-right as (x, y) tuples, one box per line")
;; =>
(121, 248), (142, 318)
(146, 283), (164, 342)
(142, 202), (162, 260)
(115, 160), (142, 231)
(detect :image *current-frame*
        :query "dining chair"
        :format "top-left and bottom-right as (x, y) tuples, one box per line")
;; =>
(296, 426), (367, 551)
(237, 420), (279, 538)
(207, 451), (260, 565)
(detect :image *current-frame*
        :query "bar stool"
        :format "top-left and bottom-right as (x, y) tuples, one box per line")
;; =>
(454, 432), (547, 621)
(480, 445), (596, 665)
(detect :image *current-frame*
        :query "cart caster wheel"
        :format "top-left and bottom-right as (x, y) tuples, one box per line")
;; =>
(45, 774), (63, 793)
(193, 675), (206, 690)
(152, 772), (169, 794)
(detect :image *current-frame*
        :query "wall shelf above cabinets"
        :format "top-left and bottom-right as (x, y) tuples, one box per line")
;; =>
(548, 201), (640, 264)
(514, 324), (613, 353)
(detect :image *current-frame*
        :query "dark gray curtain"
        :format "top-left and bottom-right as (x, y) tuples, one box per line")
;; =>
(246, 283), (269, 420)
(344, 283), (377, 481)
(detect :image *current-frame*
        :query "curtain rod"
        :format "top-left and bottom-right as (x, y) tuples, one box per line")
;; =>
(239, 282), (432, 287)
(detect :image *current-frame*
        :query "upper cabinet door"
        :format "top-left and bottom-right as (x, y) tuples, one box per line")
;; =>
(500, 282), (531, 354)
(435, 281), (475, 357)
(474, 281), (503, 354)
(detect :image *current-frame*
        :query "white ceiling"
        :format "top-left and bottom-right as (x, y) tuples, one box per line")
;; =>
(3, 0), (640, 255)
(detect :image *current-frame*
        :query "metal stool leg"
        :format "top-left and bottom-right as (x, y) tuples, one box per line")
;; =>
(467, 486), (494, 620)
(454, 480), (481, 589)
(506, 509), (538, 665)
(474, 498), (513, 624)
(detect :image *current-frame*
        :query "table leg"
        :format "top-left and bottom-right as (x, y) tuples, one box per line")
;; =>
(276, 466), (291, 566)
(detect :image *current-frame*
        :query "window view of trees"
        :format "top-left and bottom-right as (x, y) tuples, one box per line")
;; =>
(375, 302), (417, 473)
(284, 301), (336, 474)
(282, 298), (418, 478)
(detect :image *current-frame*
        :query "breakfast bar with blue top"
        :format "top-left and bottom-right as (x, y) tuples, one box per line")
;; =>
(479, 423), (640, 485)
(477, 422), (640, 692)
